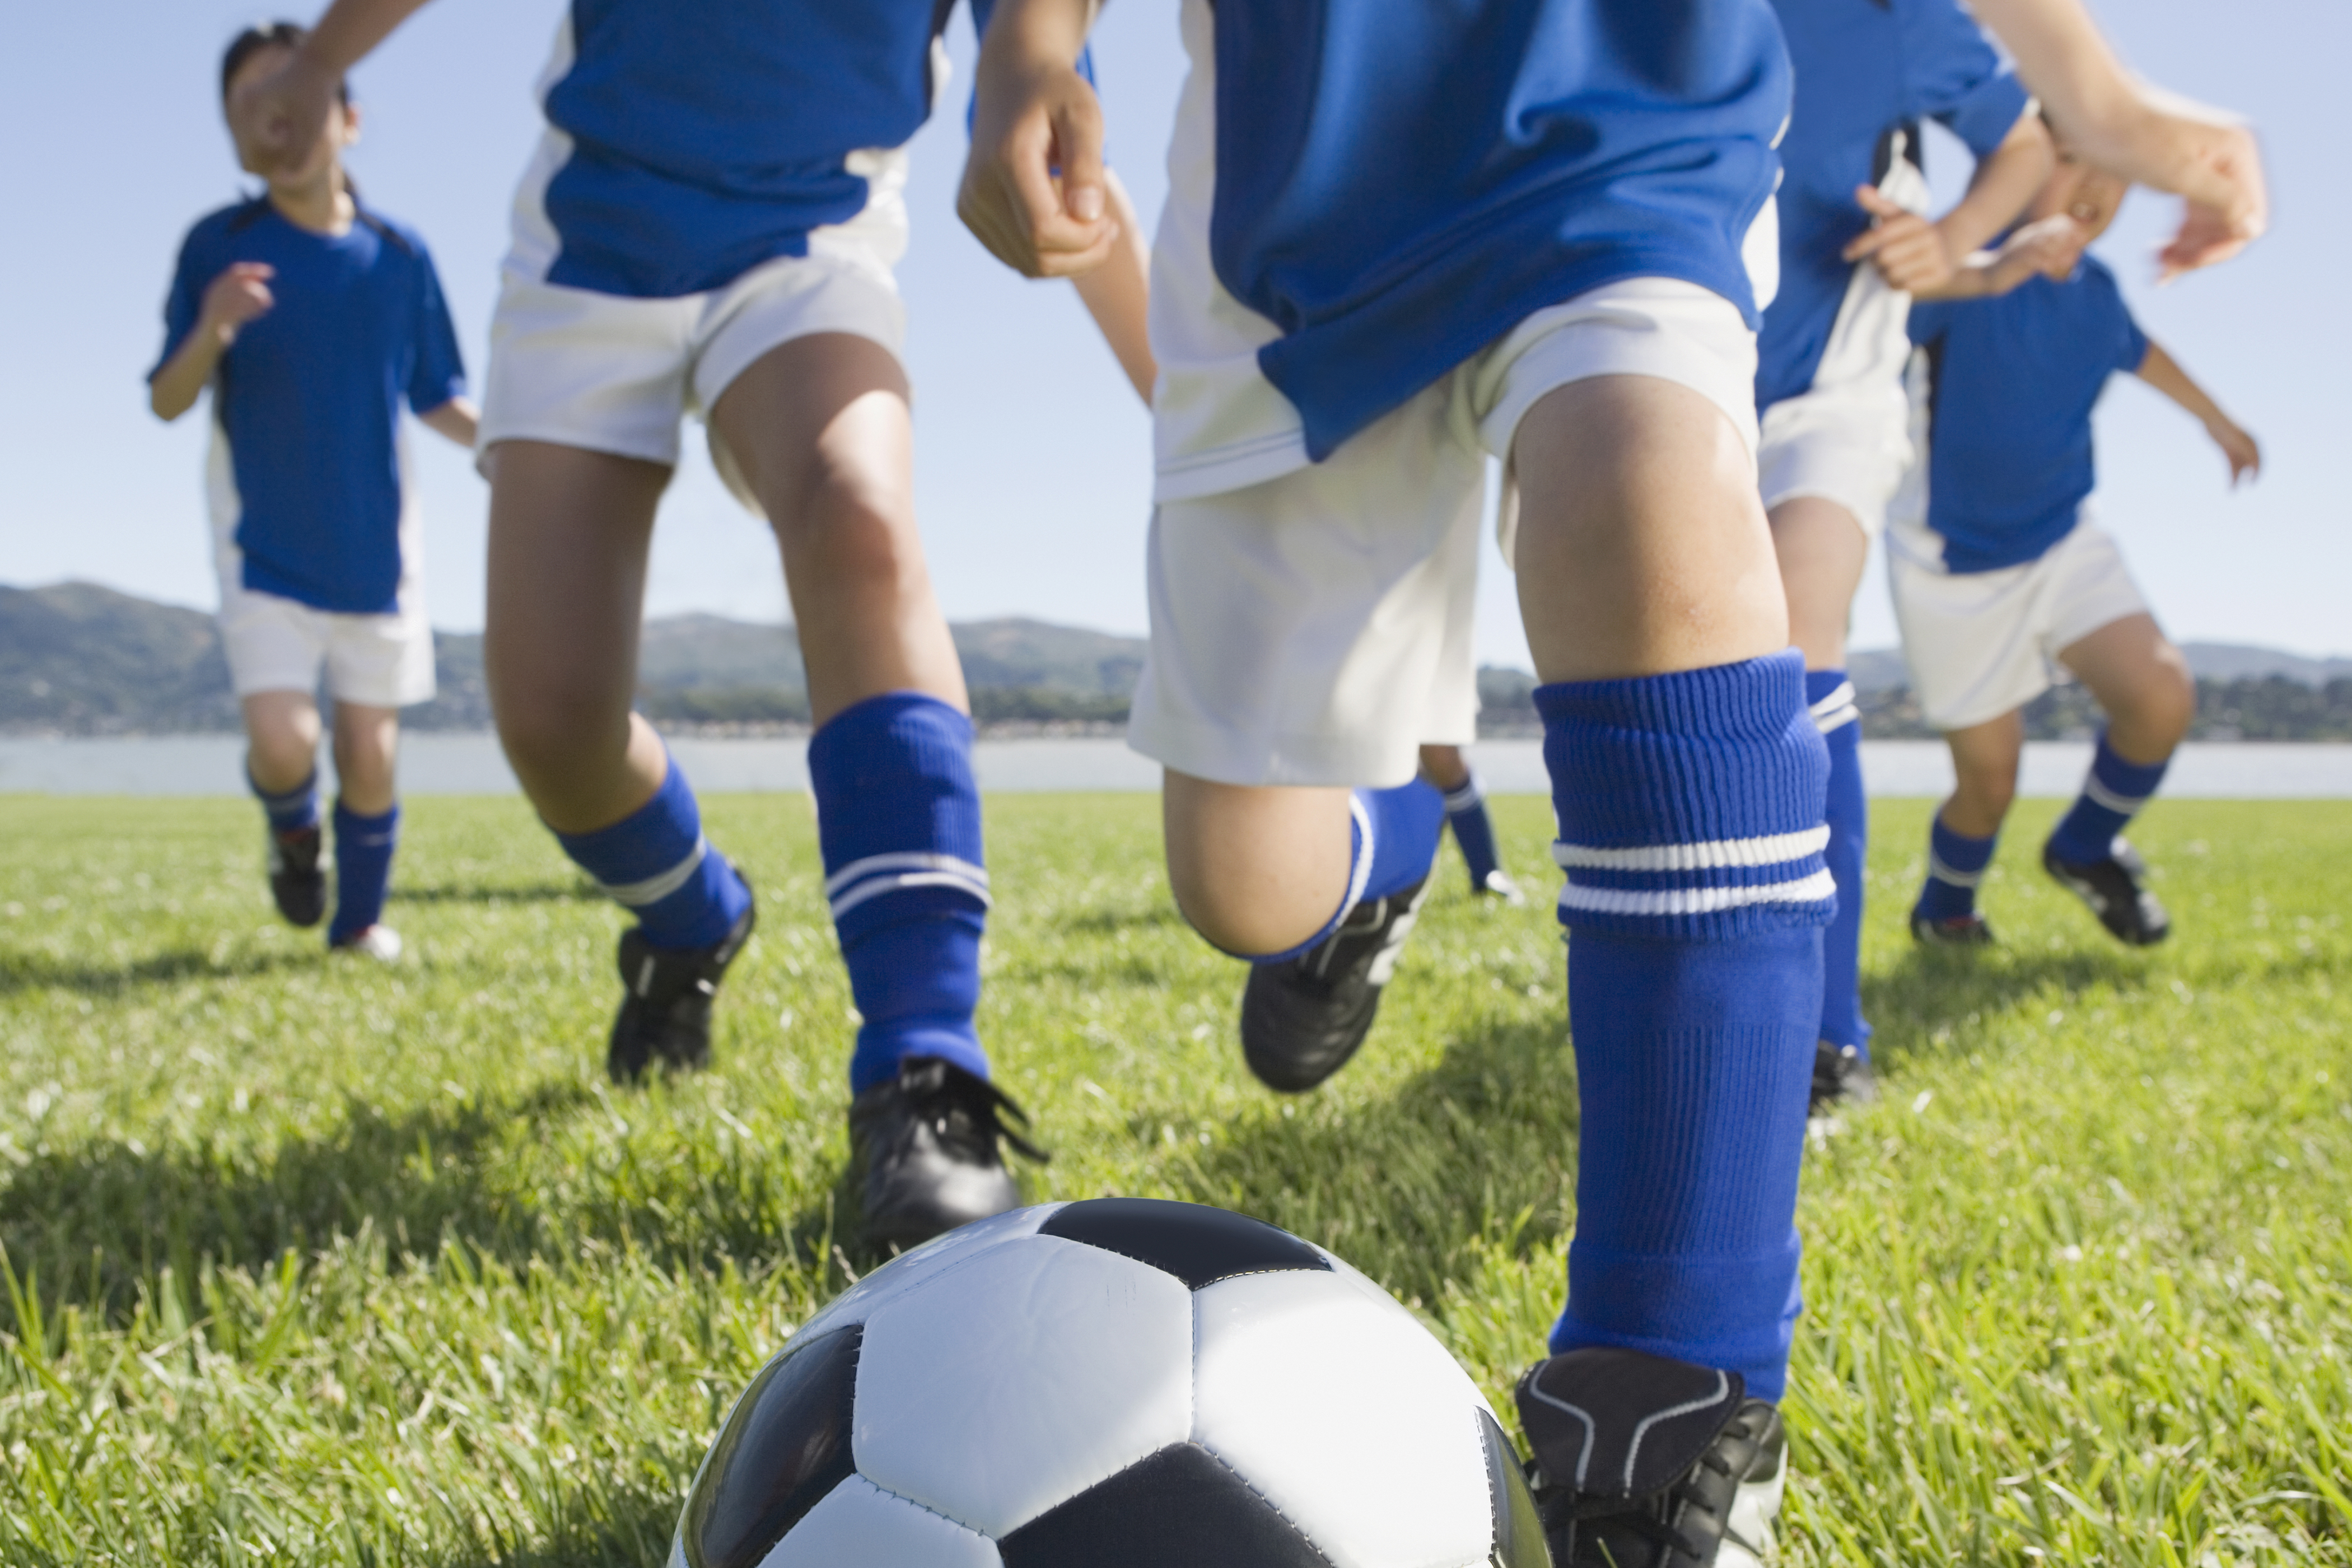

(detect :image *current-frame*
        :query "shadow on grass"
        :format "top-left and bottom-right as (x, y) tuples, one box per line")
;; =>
(0, 1075), (855, 1324)
(389, 883), (598, 906)
(0, 945), (313, 997)
(428, 1475), (683, 1568)
(1161, 1010), (1580, 1306)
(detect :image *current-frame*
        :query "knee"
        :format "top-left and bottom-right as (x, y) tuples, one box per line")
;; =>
(1952, 759), (2017, 821)
(2143, 656), (2199, 746)
(772, 461), (920, 591)
(494, 694), (619, 785)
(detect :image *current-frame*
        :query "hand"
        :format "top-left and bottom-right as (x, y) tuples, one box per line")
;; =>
(959, 54), (1118, 279)
(201, 263), (277, 346)
(2155, 116), (2267, 281)
(1843, 186), (1956, 294)
(228, 45), (340, 178)
(2209, 419), (2261, 486)
(2004, 213), (2089, 283)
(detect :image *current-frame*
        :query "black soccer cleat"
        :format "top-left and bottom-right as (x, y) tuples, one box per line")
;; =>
(848, 1056), (1046, 1250)
(1810, 1040), (1878, 1114)
(2043, 837), (2171, 946)
(1239, 876), (1431, 1093)
(1516, 1347), (1786, 1568)
(606, 888), (756, 1084)
(267, 825), (327, 928)
(1910, 908), (1995, 947)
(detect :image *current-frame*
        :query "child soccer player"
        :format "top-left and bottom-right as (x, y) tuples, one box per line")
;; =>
(149, 23), (477, 964)
(241, 0), (1138, 1247)
(1897, 158), (2258, 947)
(969, 2), (1823, 1560)
(1754, 0), (2054, 1109)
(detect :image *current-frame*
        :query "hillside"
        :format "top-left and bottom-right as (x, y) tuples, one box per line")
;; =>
(6, 582), (2350, 739)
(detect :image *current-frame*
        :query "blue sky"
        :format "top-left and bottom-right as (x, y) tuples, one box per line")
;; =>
(1, 0), (2342, 666)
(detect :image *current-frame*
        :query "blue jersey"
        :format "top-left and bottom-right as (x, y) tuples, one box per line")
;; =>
(153, 199), (466, 616)
(1906, 255), (2149, 572)
(1196, 0), (1793, 465)
(1756, 0), (2028, 413)
(530, 0), (1058, 300)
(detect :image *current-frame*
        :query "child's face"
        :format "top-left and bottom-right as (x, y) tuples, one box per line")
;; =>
(225, 44), (356, 185)
(2028, 157), (2128, 248)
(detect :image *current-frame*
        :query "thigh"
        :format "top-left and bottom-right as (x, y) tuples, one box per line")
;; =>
(706, 330), (914, 550)
(484, 441), (670, 718)
(2057, 612), (2184, 715)
(1767, 494), (1873, 669)
(1128, 385), (1486, 789)
(1482, 279), (1779, 683)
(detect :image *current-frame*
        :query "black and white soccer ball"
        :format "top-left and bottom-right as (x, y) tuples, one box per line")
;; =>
(669, 1197), (1547, 1567)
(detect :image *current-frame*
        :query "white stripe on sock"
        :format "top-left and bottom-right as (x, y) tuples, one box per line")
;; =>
(1552, 827), (1830, 873)
(1441, 776), (1483, 811)
(1809, 678), (1862, 734)
(599, 835), (709, 907)
(823, 852), (990, 899)
(829, 870), (993, 922)
(1555, 869), (1838, 918)
(2082, 773), (2151, 816)
(1926, 850), (1985, 889)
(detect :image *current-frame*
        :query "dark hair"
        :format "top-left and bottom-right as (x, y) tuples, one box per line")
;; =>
(220, 22), (350, 106)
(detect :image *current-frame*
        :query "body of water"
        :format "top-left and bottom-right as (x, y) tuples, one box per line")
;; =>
(5, 734), (2352, 798)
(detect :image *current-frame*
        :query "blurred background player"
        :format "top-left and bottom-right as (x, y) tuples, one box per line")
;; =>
(1754, 0), (2052, 1113)
(239, 0), (1141, 1248)
(1895, 157), (2259, 949)
(1421, 744), (1524, 904)
(148, 23), (477, 965)
(968, 1), (1827, 1561)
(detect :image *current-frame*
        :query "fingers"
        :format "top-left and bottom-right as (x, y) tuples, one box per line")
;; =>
(1053, 96), (1108, 226)
(960, 84), (1118, 278)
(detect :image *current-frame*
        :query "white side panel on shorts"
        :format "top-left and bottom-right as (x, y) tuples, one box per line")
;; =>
(853, 1233), (1196, 1538)
(795, 1202), (1065, 1345)
(758, 1475), (1002, 1568)
(1192, 1270), (1495, 1568)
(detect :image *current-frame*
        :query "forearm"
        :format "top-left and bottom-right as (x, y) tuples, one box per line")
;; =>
(418, 395), (480, 449)
(1935, 115), (2053, 262)
(978, 0), (1100, 76)
(148, 333), (226, 421)
(1966, 0), (2139, 156)
(300, 0), (435, 73)
(1070, 170), (1156, 404)
(2133, 342), (2227, 428)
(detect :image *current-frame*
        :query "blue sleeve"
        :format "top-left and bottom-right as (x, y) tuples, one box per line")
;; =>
(151, 227), (211, 381)
(2107, 280), (2151, 375)
(1898, 0), (2031, 158)
(405, 244), (467, 413)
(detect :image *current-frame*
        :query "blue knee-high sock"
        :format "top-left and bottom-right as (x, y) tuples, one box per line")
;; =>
(1441, 773), (1504, 890)
(329, 800), (399, 944)
(2047, 731), (2172, 864)
(1809, 671), (1870, 1058)
(1247, 779), (1446, 963)
(809, 693), (992, 1094)
(556, 753), (751, 951)
(1541, 650), (1831, 1403)
(251, 769), (320, 834)
(1916, 814), (1997, 921)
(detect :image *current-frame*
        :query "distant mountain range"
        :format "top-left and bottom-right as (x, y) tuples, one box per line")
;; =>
(5, 581), (2349, 739)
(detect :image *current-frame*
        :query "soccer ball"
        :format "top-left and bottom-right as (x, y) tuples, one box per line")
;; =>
(669, 1197), (1547, 1567)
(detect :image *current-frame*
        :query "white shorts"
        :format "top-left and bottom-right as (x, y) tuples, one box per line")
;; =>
(479, 151), (908, 511)
(1889, 511), (2152, 732)
(1754, 149), (1928, 542)
(207, 425), (436, 708)
(1128, 277), (1761, 788)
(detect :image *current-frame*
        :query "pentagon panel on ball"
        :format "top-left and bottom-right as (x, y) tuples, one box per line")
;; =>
(671, 1198), (1547, 1568)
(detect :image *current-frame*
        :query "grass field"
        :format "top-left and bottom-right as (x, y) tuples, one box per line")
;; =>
(2, 792), (2348, 1566)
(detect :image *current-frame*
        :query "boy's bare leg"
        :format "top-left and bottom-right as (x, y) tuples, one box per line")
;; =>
(1940, 710), (2026, 838)
(243, 690), (323, 793)
(1418, 743), (1471, 791)
(1767, 497), (1869, 671)
(483, 441), (673, 834)
(1515, 377), (1784, 680)
(330, 702), (399, 816)
(2057, 613), (2195, 763)
(1162, 375), (1782, 956)
(710, 333), (967, 722)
